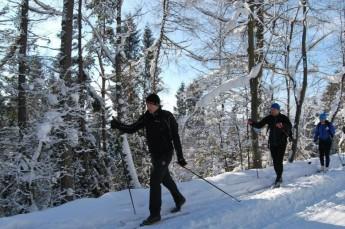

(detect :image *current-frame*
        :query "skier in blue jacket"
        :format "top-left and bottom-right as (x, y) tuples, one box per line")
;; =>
(314, 113), (336, 172)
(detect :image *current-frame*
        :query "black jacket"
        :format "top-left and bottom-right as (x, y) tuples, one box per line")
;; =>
(251, 113), (292, 147)
(111, 108), (184, 160)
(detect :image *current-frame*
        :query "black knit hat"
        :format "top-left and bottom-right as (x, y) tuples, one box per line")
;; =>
(146, 93), (160, 105)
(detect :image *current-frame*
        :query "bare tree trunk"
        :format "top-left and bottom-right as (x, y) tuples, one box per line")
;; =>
(245, 87), (251, 169)
(97, 51), (107, 152)
(151, 0), (169, 93)
(115, 0), (124, 119)
(60, 0), (75, 201)
(289, 0), (308, 162)
(248, 0), (263, 168)
(18, 0), (29, 130)
(235, 124), (244, 170)
(285, 6), (300, 119)
(78, 0), (86, 133)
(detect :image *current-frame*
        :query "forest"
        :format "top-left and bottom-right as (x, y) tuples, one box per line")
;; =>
(0, 0), (344, 218)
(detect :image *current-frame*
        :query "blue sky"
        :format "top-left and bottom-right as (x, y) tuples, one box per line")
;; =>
(5, 0), (341, 113)
(26, 0), (200, 112)
(122, 0), (201, 111)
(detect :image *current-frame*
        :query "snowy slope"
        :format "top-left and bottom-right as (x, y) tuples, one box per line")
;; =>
(1, 155), (345, 229)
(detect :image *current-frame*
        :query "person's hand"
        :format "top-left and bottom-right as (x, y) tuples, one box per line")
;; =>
(177, 158), (187, 167)
(248, 119), (254, 125)
(276, 122), (283, 129)
(111, 116), (120, 129)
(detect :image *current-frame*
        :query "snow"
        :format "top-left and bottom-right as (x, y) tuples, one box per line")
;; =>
(196, 63), (262, 107)
(67, 128), (79, 147)
(47, 94), (59, 106)
(122, 134), (141, 189)
(70, 93), (79, 104)
(36, 111), (64, 143)
(0, 155), (344, 229)
(36, 122), (52, 142)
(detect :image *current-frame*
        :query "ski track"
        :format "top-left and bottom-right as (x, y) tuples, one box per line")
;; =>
(0, 156), (344, 229)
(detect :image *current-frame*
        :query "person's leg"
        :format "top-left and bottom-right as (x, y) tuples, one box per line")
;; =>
(162, 168), (184, 204)
(319, 141), (325, 167)
(276, 144), (287, 181)
(325, 141), (332, 168)
(270, 146), (280, 182)
(149, 159), (169, 217)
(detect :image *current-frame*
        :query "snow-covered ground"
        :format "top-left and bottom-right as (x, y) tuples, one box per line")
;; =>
(1, 155), (345, 229)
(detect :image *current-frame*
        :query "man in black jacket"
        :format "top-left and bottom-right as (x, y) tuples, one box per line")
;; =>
(111, 94), (187, 226)
(248, 103), (292, 187)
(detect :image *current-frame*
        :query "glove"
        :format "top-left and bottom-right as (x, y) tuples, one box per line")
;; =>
(247, 119), (254, 125)
(177, 158), (187, 167)
(111, 117), (120, 129)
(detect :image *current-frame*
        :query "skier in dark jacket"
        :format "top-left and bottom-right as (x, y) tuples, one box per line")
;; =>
(111, 93), (187, 226)
(248, 103), (292, 187)
(313, 113), (336, 172)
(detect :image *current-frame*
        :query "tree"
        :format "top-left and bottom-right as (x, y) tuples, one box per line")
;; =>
(141, 25), (155, 111)
(289, 0), (309, 162)
(59, 0), (75, 201)
(18, 0), (29, 130)
(247, 0), (264, 168)
(151, 0), (169, 93)
(174, 82), (187, 119)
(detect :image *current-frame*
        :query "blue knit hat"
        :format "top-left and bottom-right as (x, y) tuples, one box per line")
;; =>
(319, 113), (328, 121)
(271, 103), (280, 110)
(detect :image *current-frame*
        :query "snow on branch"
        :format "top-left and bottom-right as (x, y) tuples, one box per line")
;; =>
(196, 63), (262, 107)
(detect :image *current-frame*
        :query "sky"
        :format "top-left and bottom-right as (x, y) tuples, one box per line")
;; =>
(122, 0), (201, 111)
(55, 0), (198, 112)
(21, 0), (201, 113)
(2, 0), (342, 113)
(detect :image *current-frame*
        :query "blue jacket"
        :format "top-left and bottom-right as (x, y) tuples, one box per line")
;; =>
(314, 121), (335, 142)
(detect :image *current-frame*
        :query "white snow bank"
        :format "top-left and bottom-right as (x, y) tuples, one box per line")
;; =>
(0, 155), (344, 229)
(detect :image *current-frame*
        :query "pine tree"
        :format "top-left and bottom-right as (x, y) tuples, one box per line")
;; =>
(141, 25), (155, 111)
(123, 15), (141, 61)
(174, 82), (187, 119)
(17, 0), (29, 130)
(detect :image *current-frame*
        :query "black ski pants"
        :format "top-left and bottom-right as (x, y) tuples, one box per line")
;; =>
(319, 139), (332, 167)
(149, 154), (184, 217)
(270, 144), (287, 181)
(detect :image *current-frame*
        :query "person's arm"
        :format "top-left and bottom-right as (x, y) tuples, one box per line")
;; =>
(111, 113), (146, 134)
(329, 123), (336, 137)
(168, 113), (186, 165)
(250, 115), (270, 129)
(282, 116), (293, 138)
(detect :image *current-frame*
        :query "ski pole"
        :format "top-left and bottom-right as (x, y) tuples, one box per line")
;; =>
(119, 149), (137, 215)
(336, 150), (345, 167)
(177, 163), (241, 203)
(255, 160), (259, 179)
(329, 135), (344, 167)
